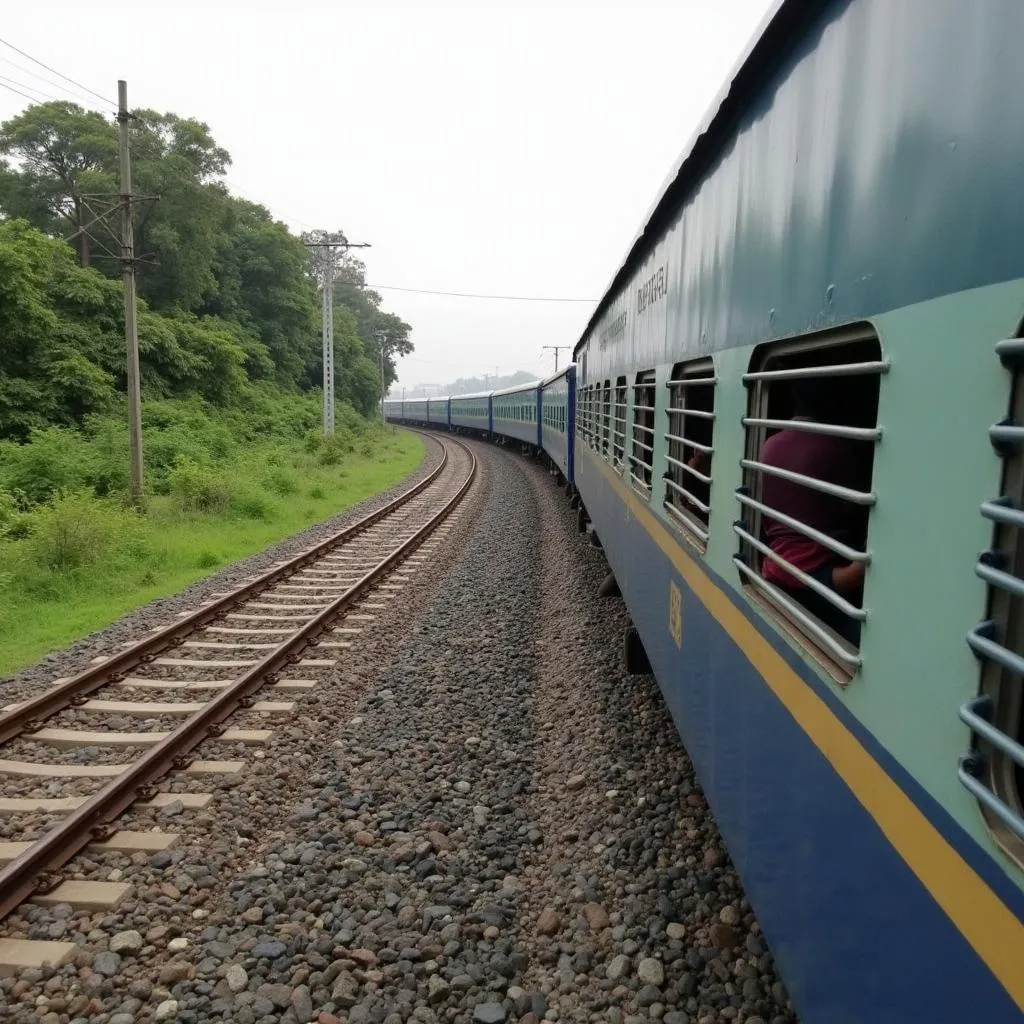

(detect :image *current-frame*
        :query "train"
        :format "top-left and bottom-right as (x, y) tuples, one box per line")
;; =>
(387, 1), (1024, 1020)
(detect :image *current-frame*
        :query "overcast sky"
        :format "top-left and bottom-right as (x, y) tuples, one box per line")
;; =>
(2, 0), (773, 392)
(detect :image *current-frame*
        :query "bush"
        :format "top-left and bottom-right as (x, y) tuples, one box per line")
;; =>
(264, 466), (299, 497)
(231, 492), (274, 520)
(167, 457), (233, 513)
(26, 490), (135, 571)
(0, 490), (29, 540)
(0, 427), (93, 504)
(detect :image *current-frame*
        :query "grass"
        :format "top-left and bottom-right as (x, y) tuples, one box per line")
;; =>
(0, 428), (424, 677)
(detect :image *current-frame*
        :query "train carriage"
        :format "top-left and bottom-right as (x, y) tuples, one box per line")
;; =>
(490, 381), (541, 447)
(427, 396), (450, 428)
(449, 392), (492, 434)
(402, 398), (428, 425)
(540, 364), (576, 483)
(569, 1), (1024, 1021)
(383, 399), (403, 424)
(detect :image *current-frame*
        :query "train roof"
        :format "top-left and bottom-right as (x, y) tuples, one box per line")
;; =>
(449, 391), (492, 401)
(490, 381), (541, 398)
(573, 0), (811, 357)
(540, 363), (576, 388)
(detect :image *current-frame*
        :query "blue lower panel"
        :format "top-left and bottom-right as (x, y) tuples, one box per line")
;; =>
(541, 425), (569, 478)
(575, 452), (1020, 1024)
(493, 419), (538, 445)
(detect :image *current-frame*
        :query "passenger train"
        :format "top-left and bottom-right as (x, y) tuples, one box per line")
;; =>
(388, 1), (1024, 1019)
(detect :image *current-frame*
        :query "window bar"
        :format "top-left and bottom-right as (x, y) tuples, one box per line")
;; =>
(664, 476), (711, 514)
(733, 558), (861, 667)
(741, 459), (876, 506)
(743, 361), (889, 382)
(664, 499), (710, 542)
(737, 492), (869, 564)
(743, 417), (881, 442)
(733, 524), (866, 620)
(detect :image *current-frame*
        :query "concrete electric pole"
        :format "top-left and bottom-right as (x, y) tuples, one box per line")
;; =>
(117, 80), (144, 509)
(304, 235), (371, 435)
(543, 346), (569, 373)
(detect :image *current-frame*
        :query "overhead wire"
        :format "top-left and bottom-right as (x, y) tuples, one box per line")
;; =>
(0, 35), (117, 111)
(0, 55), (112, 109)
(0, 78), (47, 104)
(367, 283), (596, 303)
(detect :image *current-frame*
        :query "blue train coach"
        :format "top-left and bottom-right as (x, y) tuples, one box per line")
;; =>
(427, 396), (450, 429)
(540, 364), (575, 484)
(568, 0), (1024, 1021)
(490, 381), (541, 448)
(449, 392), (492, 435)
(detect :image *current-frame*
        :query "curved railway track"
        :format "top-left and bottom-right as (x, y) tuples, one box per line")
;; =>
(0, 433), (475, 945)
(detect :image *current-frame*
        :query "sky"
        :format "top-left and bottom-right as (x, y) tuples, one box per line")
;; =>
(1, 0), (775, 393)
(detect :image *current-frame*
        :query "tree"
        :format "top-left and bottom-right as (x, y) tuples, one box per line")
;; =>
(0, 101), (117, 267)
(206, 200), (318, 383)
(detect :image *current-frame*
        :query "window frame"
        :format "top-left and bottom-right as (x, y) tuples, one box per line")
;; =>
(663, 358), (716, 552)
(735, 324), (885, 681)
(962, 334), (1024, 868)
(629, 369), (657, 495)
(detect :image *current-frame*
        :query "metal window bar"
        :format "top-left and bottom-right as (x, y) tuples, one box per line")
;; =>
(735, 352), (884, 663)
(665, 433), (713, 454)
(664, 453), (712, 484)
(737, 492), (869, 564)
(664, 476), (711, 514)
(664, 363), (716, 544)
(743, 361), (890, 382)
(632, 373), (656, 489)
(743, 418), (881, 442)
(665, 499), (710, 542)
(951, 341), (1024, 843)
(666, 407), (716, 420)
(733, 557), (861, 667)
(734, 524), (866, 620)
(741, 459), (876, 506)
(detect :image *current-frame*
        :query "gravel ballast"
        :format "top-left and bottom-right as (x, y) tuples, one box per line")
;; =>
(0, 436), (797, 1023)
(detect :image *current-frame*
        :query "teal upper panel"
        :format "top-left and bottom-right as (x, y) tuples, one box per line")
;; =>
(580, 0), (1024, 380)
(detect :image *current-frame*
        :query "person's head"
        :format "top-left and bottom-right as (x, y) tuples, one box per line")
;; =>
(789, 377), (833, 421)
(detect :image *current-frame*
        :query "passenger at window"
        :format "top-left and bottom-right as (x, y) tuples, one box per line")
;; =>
(758, 378), (871, 646)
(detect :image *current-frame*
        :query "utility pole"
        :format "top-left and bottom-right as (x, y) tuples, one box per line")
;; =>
(304, 235), (371, 435)
(118, 80), (144, 509)
(376, 329), (391, 426)
(543, 345), (569, 373)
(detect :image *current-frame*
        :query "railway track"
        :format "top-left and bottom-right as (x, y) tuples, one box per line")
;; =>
(0, 432), (475, 970)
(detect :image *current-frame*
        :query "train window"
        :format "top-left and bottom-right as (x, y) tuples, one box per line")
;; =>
(961, 334), (1024, 866)
(612, 377), (627, 468)
(735, 326), (884, 678)
(664, 358), (716, 552)
(600, 380), (612, 460)
(630, 370), (657, 494)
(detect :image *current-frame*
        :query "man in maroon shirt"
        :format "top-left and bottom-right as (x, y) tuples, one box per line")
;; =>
(758, 378), (870, 646)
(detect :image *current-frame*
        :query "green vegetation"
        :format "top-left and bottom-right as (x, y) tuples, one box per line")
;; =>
(0, 405), (423, 674)
(0, 99), (424, 674)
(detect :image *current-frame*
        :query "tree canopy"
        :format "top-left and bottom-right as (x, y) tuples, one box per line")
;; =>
(0, 100), (412, 435)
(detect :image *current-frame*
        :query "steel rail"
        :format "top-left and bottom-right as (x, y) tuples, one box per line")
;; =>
(0, 432), (449, 745)
(0, 436), (476, 921)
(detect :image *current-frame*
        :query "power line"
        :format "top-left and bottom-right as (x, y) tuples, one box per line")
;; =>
(0, 78), (44, 104)
(0, 55), (111, 109)
(0, 35), (116, 110)
(0, 72), (60, 105)
(367, 283), (596, 303)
